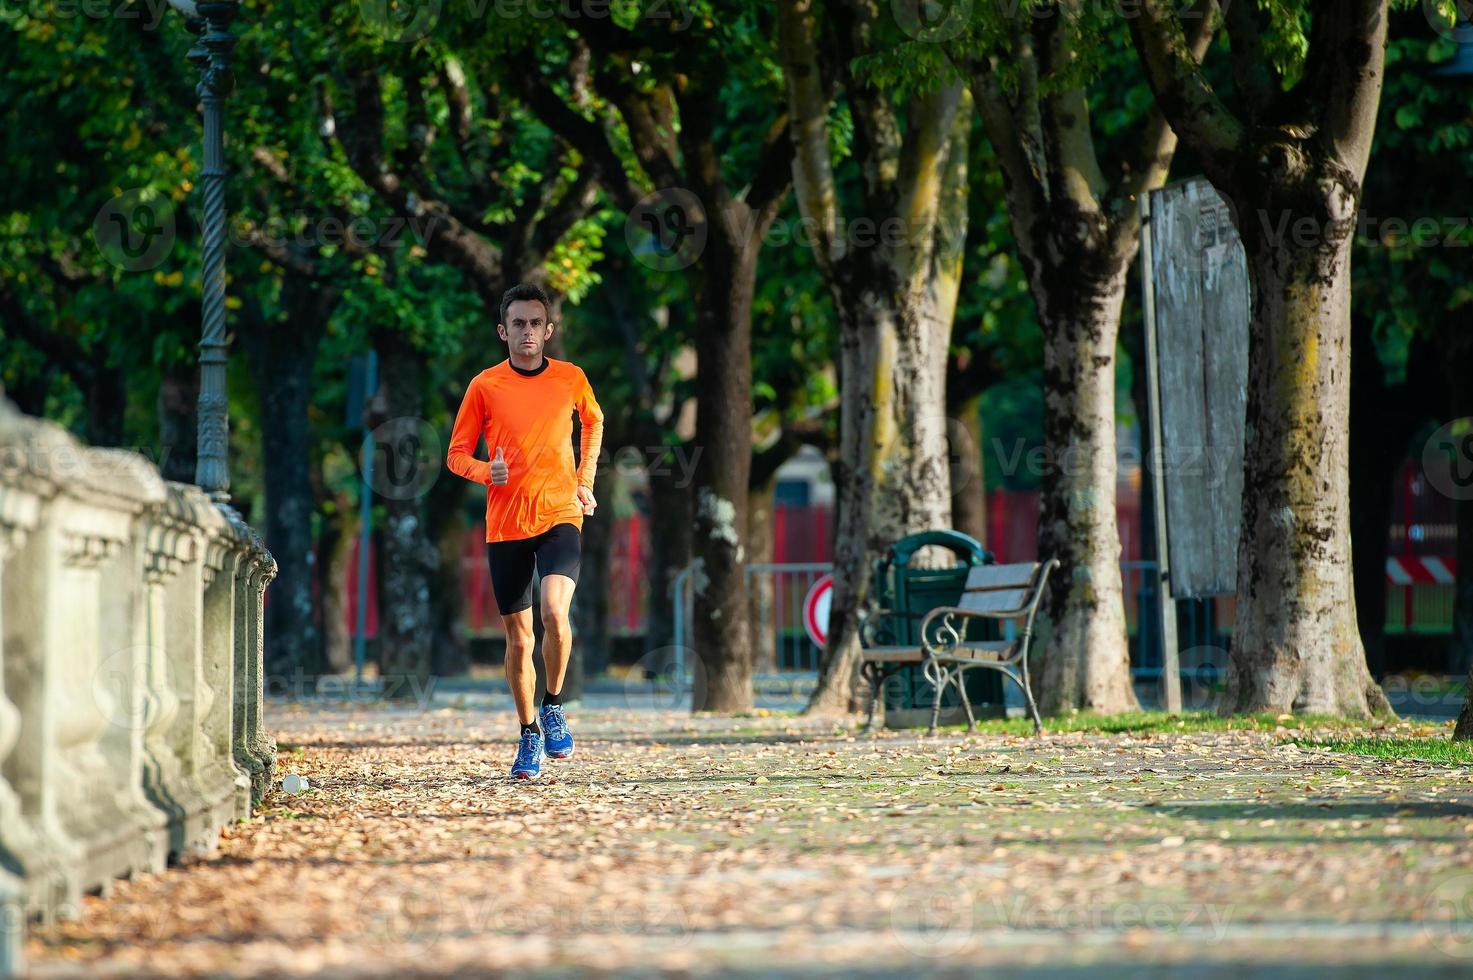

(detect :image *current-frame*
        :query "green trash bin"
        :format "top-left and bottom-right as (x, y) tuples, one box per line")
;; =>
(867, 530), (1005, 728)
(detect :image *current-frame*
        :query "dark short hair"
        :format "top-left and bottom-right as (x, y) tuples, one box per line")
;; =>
(499, 282), (554, 325)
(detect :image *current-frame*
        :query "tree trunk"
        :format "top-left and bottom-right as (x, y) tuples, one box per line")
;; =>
(1449, 328), (1473, 678)
(425, 440), (472, 681)
(808, 284), (956, 713)
(645, 455), (692, 672)
(1035, 270), (1139, 714)
(950, 392), (988, 546)
(241, 293), (328, 682)
(573, 459), (618, 680)
(1451, 328), (1473, 737)
(317, 492), (355, 675)
(374, 333), (437, 702)
(688, 230), (758, 713)
(156, 361), (198, 484)
(1224, 231), (1389, 717)
(747, 472), (778, 674)
(806, 85), (968, 715)
(428, 520), (471, 681)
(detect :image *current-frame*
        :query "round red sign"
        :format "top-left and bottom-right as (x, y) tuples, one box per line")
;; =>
(803, 574), (833, 649)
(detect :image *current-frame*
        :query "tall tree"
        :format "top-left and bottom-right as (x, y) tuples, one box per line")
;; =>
(778, 0), (973, 712)
(1130, 0), (1393, 715)
(943, 1), (1213, 713)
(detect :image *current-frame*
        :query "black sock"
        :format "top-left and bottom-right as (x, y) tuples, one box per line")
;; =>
(520, 721), (540, 735)
(542, 690), (562, 707)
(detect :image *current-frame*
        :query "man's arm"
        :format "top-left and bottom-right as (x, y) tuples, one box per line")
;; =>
(446, 377), (492, 485)
(575, 371), (604, 489)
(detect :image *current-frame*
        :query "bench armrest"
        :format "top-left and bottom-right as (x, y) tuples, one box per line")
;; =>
(919, 604), (1028, 655)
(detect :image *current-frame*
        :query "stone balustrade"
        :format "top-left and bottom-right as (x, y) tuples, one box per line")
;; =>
(0, 400), (276, 973)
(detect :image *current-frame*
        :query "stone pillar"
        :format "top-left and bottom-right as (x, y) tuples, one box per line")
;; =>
(194, 490), (251, 822)
(176, 480), (245, 831)
(138, 478), (203, 859)
(230, 510), (277, 803)
(0, 418), (84, 920)
(161, 485), (237, 854)
(91, 450), (170, 879)
(48, 500), (155, 894)
(1, 467), (72, 934)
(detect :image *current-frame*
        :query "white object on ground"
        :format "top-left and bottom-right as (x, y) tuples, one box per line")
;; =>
(282, 774), (309, 795)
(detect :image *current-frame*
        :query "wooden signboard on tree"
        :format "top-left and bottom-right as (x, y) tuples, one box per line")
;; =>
(1142, 178), (1252, 600)
(1139, 177), (1251, 713)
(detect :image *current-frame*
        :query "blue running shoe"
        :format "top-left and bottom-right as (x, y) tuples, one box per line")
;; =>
(510, 728), (544, 780)
(540, 702), (574, 759)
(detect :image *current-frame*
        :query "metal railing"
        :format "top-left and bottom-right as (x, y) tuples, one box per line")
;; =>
(671, 562), (833, 683)
(671, 558), (1238, 683)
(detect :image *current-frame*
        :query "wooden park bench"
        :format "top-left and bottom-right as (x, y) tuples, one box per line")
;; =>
(860, 558), (1058, 735)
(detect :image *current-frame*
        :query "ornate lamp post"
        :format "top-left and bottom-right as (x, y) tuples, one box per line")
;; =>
(167, 0), (239, 502)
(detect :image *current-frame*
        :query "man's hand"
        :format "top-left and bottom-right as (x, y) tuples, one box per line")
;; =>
(490, 446), (509, 486)
(576, 484), (596, 515)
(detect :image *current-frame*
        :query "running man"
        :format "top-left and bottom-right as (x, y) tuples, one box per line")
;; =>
(446, 282), (604, 780)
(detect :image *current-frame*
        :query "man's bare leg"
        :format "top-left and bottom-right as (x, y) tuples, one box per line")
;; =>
(501, 607), (538, 725)
(539, 573), (577, 695)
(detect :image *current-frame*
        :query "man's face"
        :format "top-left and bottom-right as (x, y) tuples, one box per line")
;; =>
(498, 300), (553, 358)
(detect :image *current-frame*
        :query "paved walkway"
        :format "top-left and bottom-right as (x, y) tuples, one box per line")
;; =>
(26, 694), (1473, 977)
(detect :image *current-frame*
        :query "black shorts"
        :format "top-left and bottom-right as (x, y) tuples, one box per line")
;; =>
(486, 523), (582, 615)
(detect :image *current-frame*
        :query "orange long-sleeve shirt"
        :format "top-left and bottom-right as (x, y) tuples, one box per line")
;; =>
(446, 357), (604, 543)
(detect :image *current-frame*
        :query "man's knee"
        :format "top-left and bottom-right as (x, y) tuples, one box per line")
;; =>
(503, 617), (535, 656)
(541, 606), (570, 639)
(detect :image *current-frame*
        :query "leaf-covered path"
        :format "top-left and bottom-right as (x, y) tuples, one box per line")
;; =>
(27, 698), (1473, 977)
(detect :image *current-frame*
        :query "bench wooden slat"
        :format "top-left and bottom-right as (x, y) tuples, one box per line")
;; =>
(958, 587), (1030, 613)
(963, 563), (1038, 590)
(859, 647), (924, 663)
(948, 640), (1017, 663)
